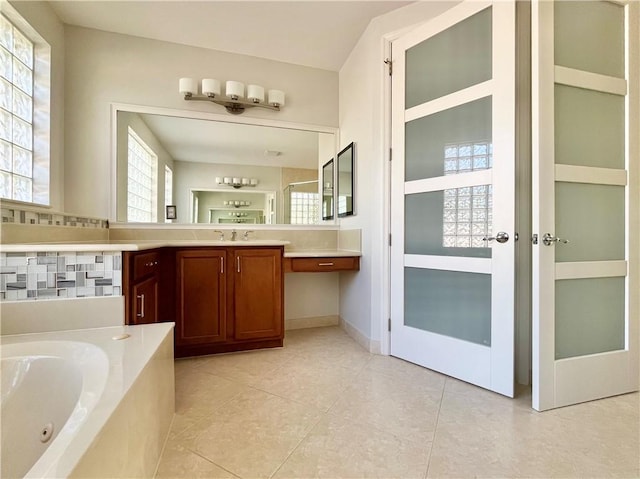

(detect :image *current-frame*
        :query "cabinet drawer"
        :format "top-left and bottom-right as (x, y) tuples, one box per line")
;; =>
(289, 256), (359, 272)
(132, 251), (160, 281)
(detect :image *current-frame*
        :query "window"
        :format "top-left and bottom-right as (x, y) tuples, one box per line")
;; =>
(164, 165), (173, 223)
(290, 191), (319, 225)
(442, 142), (493, 248)
(0, 14), (35, 202)
(127, 128), (157, 222)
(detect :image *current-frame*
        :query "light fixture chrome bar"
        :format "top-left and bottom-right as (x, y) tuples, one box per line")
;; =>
(183, 92), (281, 115)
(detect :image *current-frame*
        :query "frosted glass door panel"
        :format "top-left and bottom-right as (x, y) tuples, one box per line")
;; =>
(406, 97), (492, 181)
(555, 182), (625, 262)
(406, 188), (492, 257)
(405, 267), (491, 345)
(554, 1), (625, 78)
(555, 277), (625, 359)
(405, 7), (492, 108)
(555, 85), (624, 169)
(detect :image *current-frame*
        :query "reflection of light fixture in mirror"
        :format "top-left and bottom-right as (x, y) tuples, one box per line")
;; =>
(223, 200), (252, 208)
(216, 176), (258, 189)
(179, 78), (285, 115)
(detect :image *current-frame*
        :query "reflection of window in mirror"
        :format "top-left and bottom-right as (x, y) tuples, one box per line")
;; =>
(283, 181), (319, 225)
(127, 127), (158, 222)
(322, 159), (334, 220)
(337, 142), (354, 217)
(164, 165), (173, 223)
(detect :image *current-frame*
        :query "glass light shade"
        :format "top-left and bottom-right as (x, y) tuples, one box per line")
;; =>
(242, 178), (250, 185)
(247, 84), (265, 103)
(215, 176), (222, 184)
(223, 177), (232, 184)
(226, 81), (245, 99)
(179, 77), (197, 95)
(202, 78), (221, 96)
(233, 177), (241, 184)
(250, 178), (258, 186)
(268, 89), (285, 106)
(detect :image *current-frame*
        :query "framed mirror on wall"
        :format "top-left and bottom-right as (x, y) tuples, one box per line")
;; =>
(322, 159), (334, 220)
(337, 142), (355, 217)
(111, 104), (338, 226)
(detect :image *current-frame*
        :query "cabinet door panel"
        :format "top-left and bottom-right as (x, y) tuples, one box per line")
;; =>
(176, 249), (227, 346)
(234, 248), (283, 340)
(132, 276), (158, 325)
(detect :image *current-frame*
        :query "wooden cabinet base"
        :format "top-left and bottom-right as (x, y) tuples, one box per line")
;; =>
(175, 338), (284, 358)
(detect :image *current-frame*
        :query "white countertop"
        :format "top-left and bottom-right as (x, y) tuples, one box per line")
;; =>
(284, 250), (361, 258)
(0, 240), (291, 252)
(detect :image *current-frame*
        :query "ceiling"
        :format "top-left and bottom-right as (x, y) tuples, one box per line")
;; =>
(136, 113), (325, 169)
(49, 1), (413, 71)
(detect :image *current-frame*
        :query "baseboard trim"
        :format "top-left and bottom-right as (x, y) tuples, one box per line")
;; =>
(339, 317), (381, 354)
(285, 315), (339, 331)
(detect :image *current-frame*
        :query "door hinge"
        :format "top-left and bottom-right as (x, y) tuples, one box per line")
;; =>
(388, 318), (392, 331)
(384, 58), (392, 76)
(531, 234), (538, 245)
(389, 148), (392, 161)
(388, 233), (392, 246)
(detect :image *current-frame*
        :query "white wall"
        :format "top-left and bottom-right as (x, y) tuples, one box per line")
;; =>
(6, 0), (65, 211)
(64, 26), (338, 219)
(338, 2), (459, 349)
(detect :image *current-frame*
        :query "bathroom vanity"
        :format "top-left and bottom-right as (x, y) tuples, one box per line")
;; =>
(123, 243), (286, 357)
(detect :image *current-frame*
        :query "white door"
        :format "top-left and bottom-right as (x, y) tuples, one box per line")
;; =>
(390, 1), (516, 397)
(532, 0), (639, 411)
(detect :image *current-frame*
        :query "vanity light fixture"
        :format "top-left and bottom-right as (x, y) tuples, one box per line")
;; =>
(179, 78), (285, 115)
(215, 177), (258, 189)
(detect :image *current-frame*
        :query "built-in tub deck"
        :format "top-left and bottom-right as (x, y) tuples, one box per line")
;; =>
(1, 323), (174, 478)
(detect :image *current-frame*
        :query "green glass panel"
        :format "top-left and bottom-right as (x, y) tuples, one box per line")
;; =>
(406, 189), (491, 258)
(405, 267), (491, 346)
(555, 1), (624, 78)
(406, 7), (491, 108)
(406, 97), (492, 181)
(555, 277), (625, 359)
(555, 183), (625, 262)
(555, 84), (624, 169)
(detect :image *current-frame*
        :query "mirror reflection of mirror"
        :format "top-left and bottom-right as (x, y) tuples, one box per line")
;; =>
(115, 109), (336, 225)
(337, 142), (355, 217)
(322, 159), (334, 220)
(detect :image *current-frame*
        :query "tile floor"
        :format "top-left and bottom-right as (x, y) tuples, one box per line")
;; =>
(155, 326), (639, 478)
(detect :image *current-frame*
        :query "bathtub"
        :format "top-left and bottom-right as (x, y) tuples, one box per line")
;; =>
(1, 323), (175, 478)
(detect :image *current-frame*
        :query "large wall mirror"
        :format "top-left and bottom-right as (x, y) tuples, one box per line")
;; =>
(113, 105), (337, 225)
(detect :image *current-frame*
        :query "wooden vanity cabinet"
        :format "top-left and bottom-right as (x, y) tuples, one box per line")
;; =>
(233, 248), (283, 341)
(123, 249), (162, 325)
(175, 249), (227, 348)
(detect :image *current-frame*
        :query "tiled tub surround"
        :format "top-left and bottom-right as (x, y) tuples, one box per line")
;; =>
(0, 251), (122, 301)
(0, 206), (109, 228)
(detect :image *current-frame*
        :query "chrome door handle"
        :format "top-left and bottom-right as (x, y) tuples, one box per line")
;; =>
(137, 294), (145, 318)
(482, 231), (509, 244)
(542, 233), (569, 246)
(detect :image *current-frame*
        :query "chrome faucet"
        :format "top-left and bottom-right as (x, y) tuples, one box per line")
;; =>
(230, 229), (237, 241)
(243, 230), (254, 241)
(213, 230), (225, 241)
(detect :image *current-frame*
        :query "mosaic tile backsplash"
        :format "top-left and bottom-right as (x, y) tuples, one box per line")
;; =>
(1, 206), (109, 228)
(0, 251), (122, 301)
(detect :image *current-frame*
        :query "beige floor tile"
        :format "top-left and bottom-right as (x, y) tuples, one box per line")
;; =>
(364, 355), (448, 391)
(190, 347), (298, 387)
(251, 360), (360, 411)
(273, 414), (430, 479)
(329, 370), (443, 444)
(155, 439), (238, 478)
(176, 388), (322, 479)
(172, 369), (248, 435)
